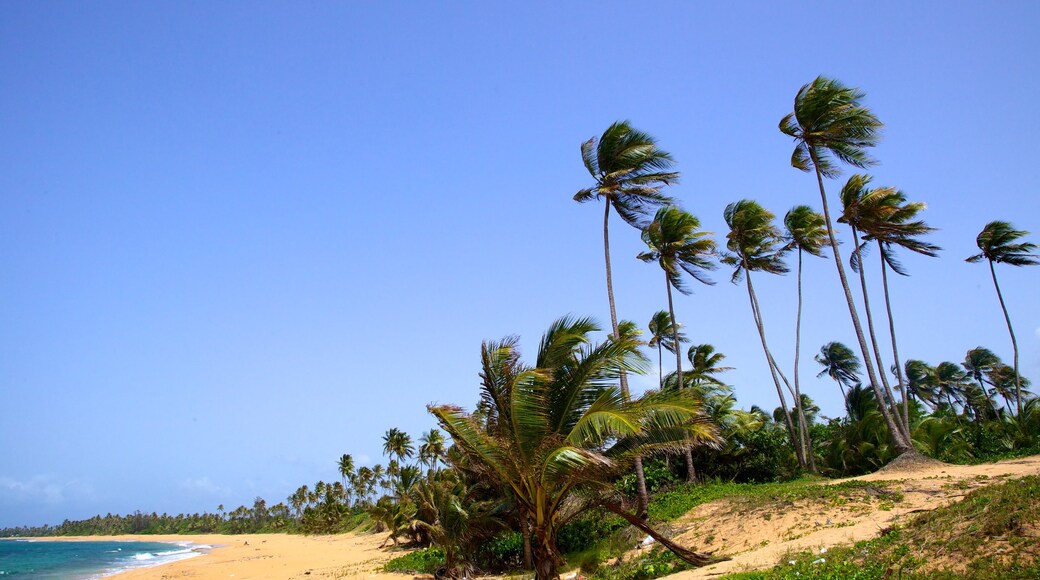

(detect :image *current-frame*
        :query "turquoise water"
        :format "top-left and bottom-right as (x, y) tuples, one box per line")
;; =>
(0, 539), (204, 578)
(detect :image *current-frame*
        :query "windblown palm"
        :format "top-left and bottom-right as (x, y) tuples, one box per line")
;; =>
(723, 200), (804, 468)
(815, 341), (862, 401)
(784, 205), (827, 471)
(967, 221), (1038, 416)
(904, 359), (940, 409)
(648, 310), (686, 387)
(638, 206), (717, 391)
(418, 429), (447, 474)
(780, 76), (913, 454)
(576, 121), (678, 515)
(685, 344), (734, 389)
(857, 185), (939, 433)
(429, 316), (721, 579)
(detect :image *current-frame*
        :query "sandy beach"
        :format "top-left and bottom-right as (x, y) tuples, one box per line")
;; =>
(38, 531), (411, 579)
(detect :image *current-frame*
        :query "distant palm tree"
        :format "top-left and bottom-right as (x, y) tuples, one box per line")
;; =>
(780, 76), (913, 454)
(382, 427), (415, 466)
(576, 121), (678, 517)
(723, 199), (804, 468)
(418, 429), (446, 474)
(815, 341), (862, 401)
(337, 453), (355, 506)
(967, 221), (1038, 416)
(934, 362), (971, 415)
(638, 206), (717, 393)
(903, 359), (939, 409)
(784, 204), (827, 472)
(987, 363), (1033, 413)
(648, 310), (686, 387)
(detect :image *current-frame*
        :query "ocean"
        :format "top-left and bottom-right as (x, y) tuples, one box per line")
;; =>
(0, 539), (206, 578)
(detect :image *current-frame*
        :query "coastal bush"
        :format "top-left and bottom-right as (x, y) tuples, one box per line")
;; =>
(382, 547), (445, 574)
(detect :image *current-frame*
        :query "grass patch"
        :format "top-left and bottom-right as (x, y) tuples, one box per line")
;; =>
(723, 475), (1040, 579)
(382, 547), (444, 574)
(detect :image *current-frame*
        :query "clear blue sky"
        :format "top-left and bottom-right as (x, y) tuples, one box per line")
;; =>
(2, 1), (1037, 528)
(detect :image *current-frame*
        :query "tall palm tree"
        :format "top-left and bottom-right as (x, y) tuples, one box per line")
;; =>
(429, 315), (721, 579)
(815, 341), (862, 401)
(783, 205), (827, 472)
(337, 453), (355, 506)
(967, 221), (1038, 416)
(857, 186), (940, 433)
(638, 206), (716, 483)
(780, 76), (913, 454)
(576, 120), (678, 516)
(838, 174), (907, 431)
(723, 199), (804, 468)
(648, 310), (686, 387)
(638, 206), (717, 392)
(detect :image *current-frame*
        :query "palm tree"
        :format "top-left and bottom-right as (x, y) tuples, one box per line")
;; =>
(934, 362), (971, 415)
(638, 207), (717, 483)
(576, 120), (678, 516)
(382, 427), (415, 466)
(783, 204), (827, 472)
(638, 206), (717, 393)
(815, 341), (862, 401)
(685, 343), (734, 389)
(967, 221), (1039, 416)
(780, 76), (913, 454)
(722, 199), (804, 468)
(337, 453), (355, 506)
(418, 429), (447, 474)
(987, 363), (1033, 413)
(647, 310), (686, 387)
(429, 315), (721, 579)
(838, 175), (908, 430)
(857, 186), (940, 433)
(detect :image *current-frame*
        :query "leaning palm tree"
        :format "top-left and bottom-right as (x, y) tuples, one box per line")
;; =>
(576, 120), (678, 516)
(722, 199), (804, 468)
(648, 310), (687, 387)
(429, 316), (722, 579)
(856, 185), (940, 433)
(780, 76), (913, 454)
(783, 204), (828, 471)
(815, 341), (862, 401)
(967, 221), (1038, 416)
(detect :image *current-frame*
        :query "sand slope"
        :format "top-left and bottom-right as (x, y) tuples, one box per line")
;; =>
(665, 454), (1040, 578)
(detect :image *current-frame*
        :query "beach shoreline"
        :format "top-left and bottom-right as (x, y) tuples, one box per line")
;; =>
(27, 531), (409, 579)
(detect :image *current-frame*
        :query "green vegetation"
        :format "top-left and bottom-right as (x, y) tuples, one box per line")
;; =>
(726, 475), (1040, 579)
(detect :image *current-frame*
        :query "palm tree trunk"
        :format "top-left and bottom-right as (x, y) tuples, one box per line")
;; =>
(878, 243), (911, 434)
(851, 227), (906, 431)
(657, 343), (664, 388)
(989, 259), (1023, 417)
(745, 269), (804, 468)
(808, 149), (913, 454)
(666, 275), (697, 483)
(793, 250), (817, 472)
(603, 502), (720, 567)
(603, 197), (650, 517)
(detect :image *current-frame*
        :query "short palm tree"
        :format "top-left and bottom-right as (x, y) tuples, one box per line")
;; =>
(429, 316), (721, 579)
(685, 343), (734, 389)
(723, 199), (804, 468)
(648, 310), (686, 387)
(904, 359), (939, 409)
(576, 121), (678, 515)
(337, 453), (355, 506)
(383, 428), (415, 466)
(967, 221), (1038, 416)
(780, 76), (913, 454)
(815, 341), (862, 401)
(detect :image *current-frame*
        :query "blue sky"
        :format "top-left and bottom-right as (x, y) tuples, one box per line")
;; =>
(1, 2), (1037, 528)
